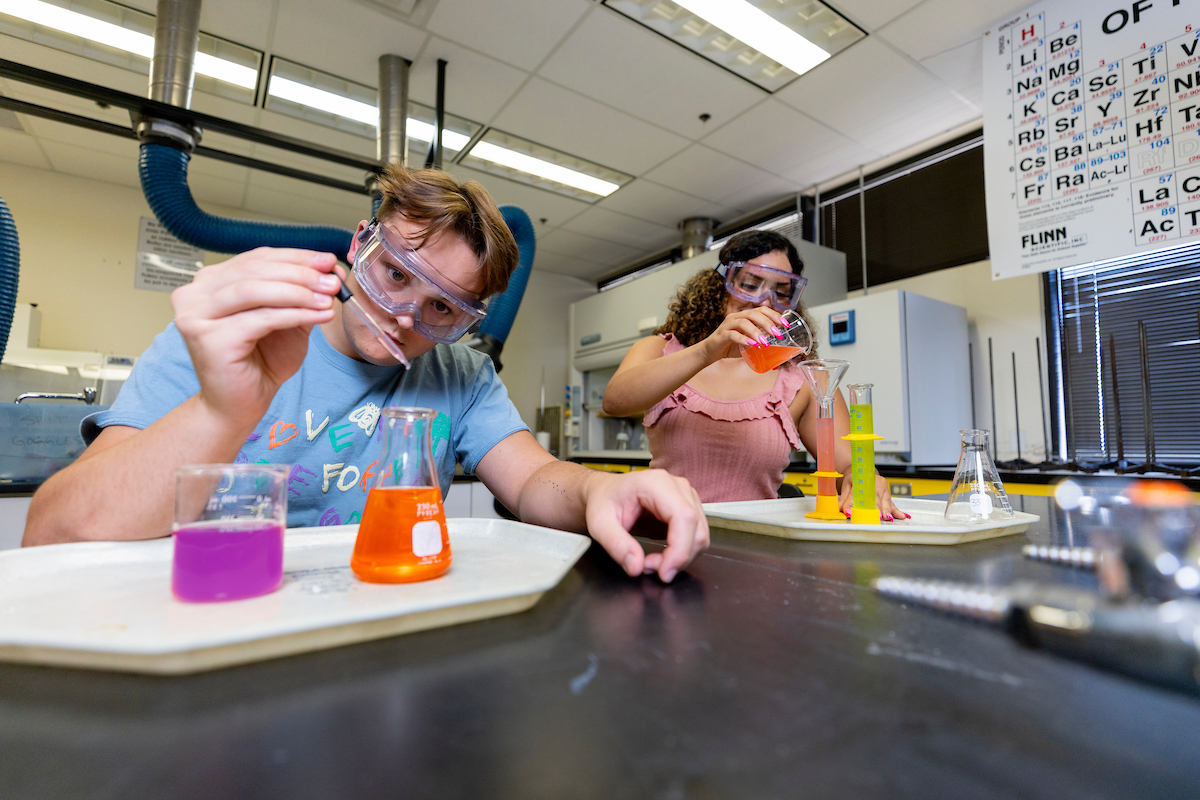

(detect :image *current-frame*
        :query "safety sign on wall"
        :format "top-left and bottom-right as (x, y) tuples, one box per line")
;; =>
(134, 216), (204, 292)
(983, 0), (1200, 279)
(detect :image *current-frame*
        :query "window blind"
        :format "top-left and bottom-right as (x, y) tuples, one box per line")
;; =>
(1048, 244), (1200, 467)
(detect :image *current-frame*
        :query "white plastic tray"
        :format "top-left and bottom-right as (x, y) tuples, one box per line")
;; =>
(0, 519), (590, 675)
(704, 497), (1038, 545)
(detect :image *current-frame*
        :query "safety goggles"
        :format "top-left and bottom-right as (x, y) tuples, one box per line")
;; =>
(716, 261), (808, 311)
(352, 219), (488, 344)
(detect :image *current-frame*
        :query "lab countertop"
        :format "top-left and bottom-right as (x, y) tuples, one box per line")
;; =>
(0, 495), (1197, 798)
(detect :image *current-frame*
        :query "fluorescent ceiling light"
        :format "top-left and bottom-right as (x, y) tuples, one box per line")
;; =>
(268, 67), (623, 199)
(671, 0), (829, 76)
(0, 0), (257, 88)
(467, 141), (619, 197)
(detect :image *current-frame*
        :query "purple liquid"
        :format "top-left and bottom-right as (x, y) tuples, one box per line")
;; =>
(172, 520), (284, 603)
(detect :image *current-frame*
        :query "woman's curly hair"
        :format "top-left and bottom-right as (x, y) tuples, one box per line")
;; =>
(655, 229), (818, 356)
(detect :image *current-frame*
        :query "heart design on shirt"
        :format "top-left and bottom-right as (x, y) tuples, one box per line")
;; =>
(269, 421), (298, 449)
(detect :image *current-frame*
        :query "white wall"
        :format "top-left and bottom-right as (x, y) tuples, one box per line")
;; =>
(499, 268), (596, 432)
(0, 160), (340, 356)
(855, 261), (1048, 463)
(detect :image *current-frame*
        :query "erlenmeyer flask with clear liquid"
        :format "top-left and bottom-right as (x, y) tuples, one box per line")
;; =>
(797, 359), (850, 520)
(945, 429), (1015, 524)
(351, 407), (452, 583)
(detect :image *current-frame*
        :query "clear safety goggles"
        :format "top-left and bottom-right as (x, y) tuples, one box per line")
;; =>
(352, 219), (488, 344)
(717, 261), (808, 312)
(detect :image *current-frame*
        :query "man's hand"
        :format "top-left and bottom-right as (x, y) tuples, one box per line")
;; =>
(838, 472), (910, 521)
(171, 248), (341, 427)
(581, 469), (710, 583)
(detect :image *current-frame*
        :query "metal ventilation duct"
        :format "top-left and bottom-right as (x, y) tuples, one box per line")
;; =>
(678, 216), (717, 260)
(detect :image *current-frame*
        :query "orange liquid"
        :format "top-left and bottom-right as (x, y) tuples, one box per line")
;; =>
(351, 486), (451, 583)
(816, 416), (837, 496)
(743, 344), (804, 373)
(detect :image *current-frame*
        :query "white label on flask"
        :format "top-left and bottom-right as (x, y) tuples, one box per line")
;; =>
(412, 520), (443, 557)
(969, 492), (993, 517)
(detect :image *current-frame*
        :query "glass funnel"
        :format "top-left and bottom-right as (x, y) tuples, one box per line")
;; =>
(798, 359), (850, 521)
(741, 310), (814, 373)
(351, 407), (452, 583)
(945, 429), (1015, 524)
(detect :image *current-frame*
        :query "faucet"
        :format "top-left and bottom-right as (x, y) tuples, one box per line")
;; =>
(15, 388), (97, 404)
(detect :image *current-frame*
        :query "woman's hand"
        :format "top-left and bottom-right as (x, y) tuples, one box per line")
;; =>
(838, 472), (911, 522)
(699, 306), (785, 363)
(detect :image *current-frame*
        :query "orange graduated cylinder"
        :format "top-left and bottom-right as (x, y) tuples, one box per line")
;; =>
(742, 344), (804, 373)
(815, 416), (838, 496)
(351, 486), (452, 583)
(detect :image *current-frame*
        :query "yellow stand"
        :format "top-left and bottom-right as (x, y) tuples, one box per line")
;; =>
(806, 471), (844, 520)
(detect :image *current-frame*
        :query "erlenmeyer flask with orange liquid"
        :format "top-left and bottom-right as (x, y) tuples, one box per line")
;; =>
(351, 407), (452, 583)
(741, 310), (814, 373)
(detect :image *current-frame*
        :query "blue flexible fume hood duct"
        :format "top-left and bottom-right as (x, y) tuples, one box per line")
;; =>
(139, 144), (354, 259)
(0, 197), (19, 364)
(470, 205), (535, 372)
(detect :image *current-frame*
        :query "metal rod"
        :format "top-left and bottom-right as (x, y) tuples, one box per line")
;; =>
(858, 164), (868, 295)
(425, 59), (447, 170)
(1012, 352), (1022, 463)
(968, 341), (976, 429)
(0, 59), (380, 172)
(1061, 317), (1078, 463)
(1138, 320), (1155, 464)
(814, 185), (821, 247)
(1109, 333), (1126, 467)
(988, 337), (998, 461)
(1036, 337), (1049, 461)
(0, 96), (368, 195)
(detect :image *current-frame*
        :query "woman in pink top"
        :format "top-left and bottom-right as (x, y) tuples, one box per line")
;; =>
(604, 230), (907, 519)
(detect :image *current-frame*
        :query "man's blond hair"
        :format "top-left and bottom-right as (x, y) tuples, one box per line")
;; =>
(376, 166), (519, 298)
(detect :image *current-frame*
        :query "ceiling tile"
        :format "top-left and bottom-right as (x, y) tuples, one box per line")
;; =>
(920, 39), (984, 111)
(878, 0), (1033, 62)
(407, 37), (529, 122)
(272, 0), (428, 88)
(253, 109), (378, 161)
(644, 144), (797, 205)
(38, 140), (140, 189)
(0, 129), (51, 171)
(531, 249), (609, 281)
(18, 116), (137, 157)
(775, 38), (976, 155)
(425, 0), (590, 72)
(826, 0), (925, 31)
(702, 99), (878, 181)
(596, 179), (724, 229)
(537, 9), (763, 138)
(537, 228), (642, 268)
(450, 164), (592, 230)
(491, 78), (688, 175)
(561, 206), (677, 250)
(197, 0), (276, 51)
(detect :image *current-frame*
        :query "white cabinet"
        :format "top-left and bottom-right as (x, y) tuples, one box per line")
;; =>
(444, 481), (501, 519)
(808, 289), (971, 466)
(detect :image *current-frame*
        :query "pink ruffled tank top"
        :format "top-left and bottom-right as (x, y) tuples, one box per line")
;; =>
(643, 334), (805, 503)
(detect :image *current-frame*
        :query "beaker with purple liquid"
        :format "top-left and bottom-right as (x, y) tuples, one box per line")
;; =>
(173, 464), (290, 602)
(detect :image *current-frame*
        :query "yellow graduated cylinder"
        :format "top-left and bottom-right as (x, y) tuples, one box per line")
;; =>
(843, 399), (884, 525)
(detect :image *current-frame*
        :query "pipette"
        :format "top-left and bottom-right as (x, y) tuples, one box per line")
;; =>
(335, 283), (410, 368)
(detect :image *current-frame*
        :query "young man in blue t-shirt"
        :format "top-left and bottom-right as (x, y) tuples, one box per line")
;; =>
(24, 166), (708, 583)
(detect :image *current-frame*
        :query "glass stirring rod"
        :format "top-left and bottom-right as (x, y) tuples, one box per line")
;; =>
(335, 283), (410, 368)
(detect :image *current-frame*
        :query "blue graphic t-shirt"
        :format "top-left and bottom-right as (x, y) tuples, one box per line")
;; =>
(82, 324), (528, 528)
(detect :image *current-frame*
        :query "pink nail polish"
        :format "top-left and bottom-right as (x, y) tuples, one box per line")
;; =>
(770, 326), (782, 337)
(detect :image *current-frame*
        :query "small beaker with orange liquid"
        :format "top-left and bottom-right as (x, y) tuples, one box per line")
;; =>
(741, 310), (814, 373)
(351, 407), (452, 583)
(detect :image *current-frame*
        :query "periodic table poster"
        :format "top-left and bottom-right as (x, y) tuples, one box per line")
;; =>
(983, 0), (1200, 279)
